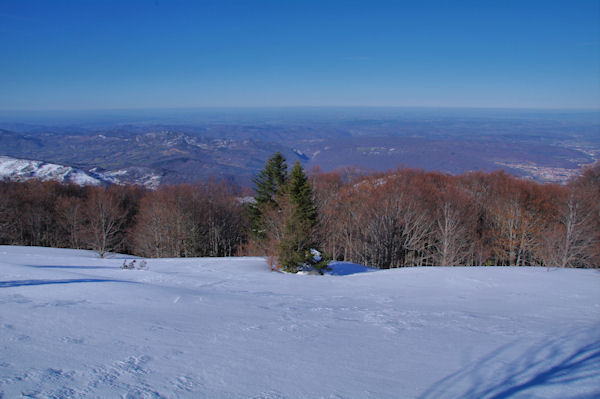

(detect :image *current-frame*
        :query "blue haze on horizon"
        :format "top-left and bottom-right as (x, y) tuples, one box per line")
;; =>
(1, 0), (599, 111)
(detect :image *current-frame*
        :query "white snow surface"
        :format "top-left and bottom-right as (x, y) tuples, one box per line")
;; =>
(0, 156), (101, 186)
(90, 167), (162, 190)
(0, 246), (599, 398)
(0, 156), (162, 188)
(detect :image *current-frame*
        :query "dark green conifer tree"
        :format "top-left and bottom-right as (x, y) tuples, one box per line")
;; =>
(249, 152), (288, 240)
(278, 161), (329, 273)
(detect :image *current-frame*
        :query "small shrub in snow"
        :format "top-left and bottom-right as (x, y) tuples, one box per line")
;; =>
(309, 249), (331, 275)
(121, 259), (148, 270)
(295, 249), (331, 275)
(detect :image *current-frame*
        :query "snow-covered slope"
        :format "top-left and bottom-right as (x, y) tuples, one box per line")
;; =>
(0, 246), (598, 398)
(0, 156), (102, 185)
(0, 156), (162, 188)
(89, 166), (162, 189)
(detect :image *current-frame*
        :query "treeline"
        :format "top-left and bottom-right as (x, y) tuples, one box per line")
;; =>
(311, 165), (599, 268)
(0, 163), (598, 268)
(0, 180), (248, 258)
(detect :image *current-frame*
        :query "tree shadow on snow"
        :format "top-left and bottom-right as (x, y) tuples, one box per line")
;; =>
(0, 279), (137, 288)
(326, 262), (378, 276)
(419, 327), (600, 399)
(24, 265), (116, 270)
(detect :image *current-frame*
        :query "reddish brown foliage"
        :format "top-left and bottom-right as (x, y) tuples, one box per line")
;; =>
(0, 179), (248, 258)
(0, 164), (597, 267)
(311, 168), (598, 268)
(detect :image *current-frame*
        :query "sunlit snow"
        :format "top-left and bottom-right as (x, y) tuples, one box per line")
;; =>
(0, 246), (598, 398)
(0, 156), (101, 186)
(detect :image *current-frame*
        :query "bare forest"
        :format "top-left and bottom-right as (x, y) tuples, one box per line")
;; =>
(1, 163), (598, 268)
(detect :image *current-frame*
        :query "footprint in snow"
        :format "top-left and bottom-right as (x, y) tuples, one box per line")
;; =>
(116, 355), (152, 376)
(252, 391), (285, 399)
(60, 336), (85, 344)
(173, 375), (200, 392)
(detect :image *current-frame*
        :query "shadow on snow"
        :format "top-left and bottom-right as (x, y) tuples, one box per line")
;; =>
(419, 326), (600, 399)
(24, 265), (116, 270)
(0, 279), (136, 288)
(326, 262), (378, 276)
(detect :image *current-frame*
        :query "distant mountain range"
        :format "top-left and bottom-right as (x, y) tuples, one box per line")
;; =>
(1, 108), (599, 187)
(0, 128), (308, 187)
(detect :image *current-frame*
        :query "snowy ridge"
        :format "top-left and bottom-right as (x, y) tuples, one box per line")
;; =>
(0, 156), (101, 185)
(0, 246), (598, 398)
(0, 156), (162, 188)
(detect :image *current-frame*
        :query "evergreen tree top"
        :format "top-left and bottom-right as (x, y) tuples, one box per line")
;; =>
(253, 152), (288, 205)
(287, 161), (317, 225)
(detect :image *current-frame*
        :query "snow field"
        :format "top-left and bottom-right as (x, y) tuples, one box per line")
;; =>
(0, 246), (599, 398)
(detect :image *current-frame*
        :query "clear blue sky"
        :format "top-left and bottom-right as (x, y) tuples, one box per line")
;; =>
(1, 0), (599, 110)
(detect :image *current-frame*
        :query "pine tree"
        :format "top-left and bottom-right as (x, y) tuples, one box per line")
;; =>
(249, 152), (288, 240)
(278, 162), (329, 273)
(249, 154), (329, 273)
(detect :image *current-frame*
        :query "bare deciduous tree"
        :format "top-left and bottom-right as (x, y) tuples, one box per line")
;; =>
(433, 188), (475, 266)
(541, 190), (597, 268)
(83, 187), (127, 257)
(55, 196), (84, 249)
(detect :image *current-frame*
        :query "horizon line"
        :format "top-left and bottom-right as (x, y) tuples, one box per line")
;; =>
(1, 105), (600, 113)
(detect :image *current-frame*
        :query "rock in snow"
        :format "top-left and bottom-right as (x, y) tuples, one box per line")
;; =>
(0, 245), (598, 398)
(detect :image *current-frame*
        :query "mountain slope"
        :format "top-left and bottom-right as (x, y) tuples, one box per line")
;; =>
(0, 155), (102, 185)
(0, 156), (162, 188)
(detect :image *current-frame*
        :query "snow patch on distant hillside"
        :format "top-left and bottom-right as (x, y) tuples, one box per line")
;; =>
(0, 155), (101, 185)
(90, 167), (162, 189)
(0, 156), (162, 188)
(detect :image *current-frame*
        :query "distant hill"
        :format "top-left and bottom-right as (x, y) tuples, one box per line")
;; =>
(0, 155), (162, 189)
(0, 155), (103, 186)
